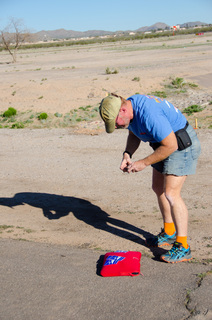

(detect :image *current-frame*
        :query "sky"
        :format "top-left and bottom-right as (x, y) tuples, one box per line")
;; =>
(0, 0), (212, 33)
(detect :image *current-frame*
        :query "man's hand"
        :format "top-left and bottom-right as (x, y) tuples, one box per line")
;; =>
(125, 160), (147, 173)
(120, 154), (132, 172)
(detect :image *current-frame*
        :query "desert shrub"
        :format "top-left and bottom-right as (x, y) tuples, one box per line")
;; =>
(54, 112), (62, 117)
(182, 105), (205, 116)
(132, 77), (140, 82)
(151, 91), (167, 98)
(105, 67), (119, 74)
(3, 107), (17, 118)
(188, 82), (198, 88)
(38, 112), (48, 120)
(92, 106), (99, 112)
(171, 77), (185, 88)
(167, 77), (198, 90)
(112, 69), (119, 74)
(11, 122), (24, 129)
(79, 105), (92, 111)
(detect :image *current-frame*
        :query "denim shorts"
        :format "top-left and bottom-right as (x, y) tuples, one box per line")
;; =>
(151, 125), (201, 176)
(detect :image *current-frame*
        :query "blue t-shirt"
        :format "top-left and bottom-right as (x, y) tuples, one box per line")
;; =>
(127, 94), (187, 143)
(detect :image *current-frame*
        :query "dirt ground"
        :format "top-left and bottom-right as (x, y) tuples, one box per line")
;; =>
(0, 33), (212, 262)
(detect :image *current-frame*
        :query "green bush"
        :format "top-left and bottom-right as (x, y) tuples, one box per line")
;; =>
(151, 91), (167, 98)
(132, 77), (140, 82)
(38, 112), (48, 120)
(105, 67), (119, 74)
(11, 122), (24, 129)
(182, 105), (205, 116)
(171, 77), (185, 88)
(3, 107), (17, 118)
(54, 112), (62, 118)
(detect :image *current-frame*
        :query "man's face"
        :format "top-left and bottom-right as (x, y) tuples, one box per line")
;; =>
(115, 107), (130, 129)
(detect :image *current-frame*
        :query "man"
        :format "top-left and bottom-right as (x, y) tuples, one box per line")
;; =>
(99, 93), (201, 263)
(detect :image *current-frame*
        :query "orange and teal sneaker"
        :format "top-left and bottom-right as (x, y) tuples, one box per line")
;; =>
(145, 229), (176, 247)
(160, 242), (192, 263)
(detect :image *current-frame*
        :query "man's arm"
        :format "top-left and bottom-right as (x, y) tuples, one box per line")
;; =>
(125, 130), (141, 155)
(127, 131), (178, 173)
(120, 131), (141, 172)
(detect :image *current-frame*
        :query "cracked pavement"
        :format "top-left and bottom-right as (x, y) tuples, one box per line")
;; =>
(0, 239), (211, 320)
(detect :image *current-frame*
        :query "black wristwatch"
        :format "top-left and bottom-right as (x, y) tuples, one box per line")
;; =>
(123, 150), (132, 158)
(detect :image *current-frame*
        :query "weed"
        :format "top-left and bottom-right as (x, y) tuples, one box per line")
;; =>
(24, 228), (34, 233)
(183, 105), (205, 116)
(126, 211), (135, 214)
(150, 91), (167, 98)
(93, 247), (103, 251)
(79, 105), (92, 111)
(12, 91), (16, 96)
(0, 225), (14, 229)
(164, 77), (198, 94)
(171, 77), (185, 88)
(188, 82), (198, 88)
(7, 116), (16, 123)
(38, 96), (44, 99)
(54, 112), (63, 118)
(38, 113), (48, 120)
(202, 258), (212, 263)
(105, 67), (119, 74)
(11, 122), (24, 129)
(24, 120), (33, 124)
(3, 107), (17, 118)
(132, 77), (140, 82)
(105, 67), (111, 74)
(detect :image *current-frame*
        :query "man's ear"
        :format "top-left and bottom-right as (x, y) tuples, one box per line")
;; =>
(119, 106), (127, 113)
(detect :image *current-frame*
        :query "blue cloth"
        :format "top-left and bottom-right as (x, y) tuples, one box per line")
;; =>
(127, 94), (187, 143)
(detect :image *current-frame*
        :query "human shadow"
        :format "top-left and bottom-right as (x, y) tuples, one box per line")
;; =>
(0, 192), (166, 258)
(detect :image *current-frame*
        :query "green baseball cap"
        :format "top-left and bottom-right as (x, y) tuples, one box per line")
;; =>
(99, 95), (121, 133)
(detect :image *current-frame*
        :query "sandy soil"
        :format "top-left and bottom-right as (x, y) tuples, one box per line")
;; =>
(0, 33), (211, 262)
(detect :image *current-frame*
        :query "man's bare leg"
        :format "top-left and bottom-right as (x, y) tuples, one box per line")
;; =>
(152, 168), (173, 224)
(164, 174), (188, 237)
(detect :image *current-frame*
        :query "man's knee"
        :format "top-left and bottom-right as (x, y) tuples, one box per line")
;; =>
(164, 189), (177, 206)
(152, 182), (164, 196)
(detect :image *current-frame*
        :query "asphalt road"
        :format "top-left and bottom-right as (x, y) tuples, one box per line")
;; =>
(1, 239), (211, 320)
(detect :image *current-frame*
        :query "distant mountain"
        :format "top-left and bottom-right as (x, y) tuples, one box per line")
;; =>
(179, 21), (208, 28)
(33, 21), (210, 41)
(35, 28), (114, 41)
(135, 22), (170, 32)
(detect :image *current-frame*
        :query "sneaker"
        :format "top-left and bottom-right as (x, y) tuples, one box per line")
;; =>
(160, 242), (192, 263)
(145, 229), (176, 247)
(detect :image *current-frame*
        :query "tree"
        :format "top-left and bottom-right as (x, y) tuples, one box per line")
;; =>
(0, 18), (31, 63)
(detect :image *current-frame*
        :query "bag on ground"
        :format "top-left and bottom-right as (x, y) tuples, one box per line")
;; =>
(100, 251), (142, 277)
